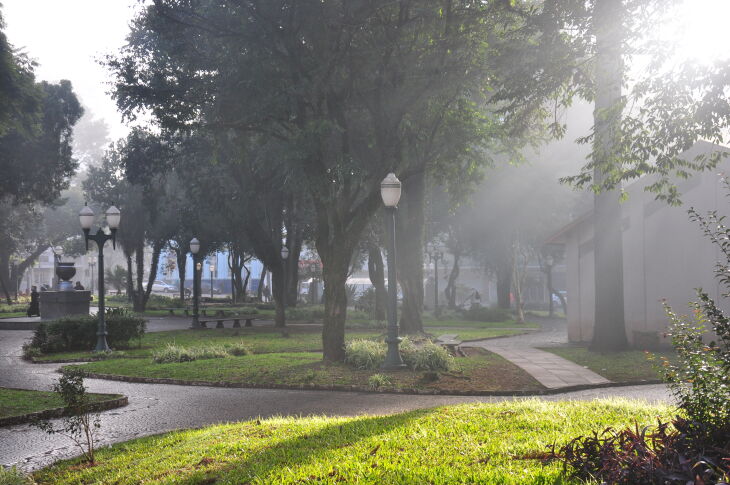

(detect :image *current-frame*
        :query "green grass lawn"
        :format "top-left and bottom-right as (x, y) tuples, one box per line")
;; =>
(0, 311), (28, 318)
(0, 388), (118, 420)
(33, 327), (522, 362)
(540, 346), (676, 382)
(71, 347), (543, 392)
(33, 399), (671, 484)
(423, 319), (539, 329)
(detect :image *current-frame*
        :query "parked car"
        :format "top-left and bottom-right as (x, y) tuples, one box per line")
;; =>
(151, 280), (176, 293)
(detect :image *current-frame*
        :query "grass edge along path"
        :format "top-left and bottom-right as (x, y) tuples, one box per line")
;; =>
(540, 346), (676, 382)
(34, 399), (672, 485)
(0, 387), (127, 427)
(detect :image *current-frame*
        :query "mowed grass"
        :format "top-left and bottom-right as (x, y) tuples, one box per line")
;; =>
(423, 319), (539, 329)
(0, 388), (117, 419)
(34, 399), (672, 485)
(33, 327), (523, 362)
(540, 346), (676, 382)
(70, 348), (543, 392)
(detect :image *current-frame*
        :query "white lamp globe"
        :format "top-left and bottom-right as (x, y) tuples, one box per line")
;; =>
(106, 206), (121, 229)
(380, 173), (402, 207)
(79, 205), (95, 230)
(190, 237), (200, 254)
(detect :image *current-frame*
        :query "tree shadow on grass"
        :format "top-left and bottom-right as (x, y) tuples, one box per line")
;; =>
(201, 408), (435, 483)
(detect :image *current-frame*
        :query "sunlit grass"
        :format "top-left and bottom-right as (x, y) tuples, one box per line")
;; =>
(541, 346), (676, 382)
(33, 399), (672, 484)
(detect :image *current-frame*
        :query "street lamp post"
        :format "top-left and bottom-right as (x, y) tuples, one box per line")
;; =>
(281, 245), (289, 319)
(190, 238), (201, 329)
(209, 262), (215, 299)
(381, 173), (406, 370)
(79, 204), (121, 352)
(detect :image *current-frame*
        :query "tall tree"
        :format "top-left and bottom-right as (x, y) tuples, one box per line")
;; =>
(109, 0), (528, 361)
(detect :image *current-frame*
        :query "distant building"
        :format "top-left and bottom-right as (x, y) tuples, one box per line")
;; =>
(546, 141), (730, 347)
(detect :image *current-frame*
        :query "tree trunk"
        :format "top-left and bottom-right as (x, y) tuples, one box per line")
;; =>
(367, 242), (386, 320)
(511, 243), (525, 324)
(257, 265), (266, 301)
(396, 171), (425, 334)
(285, 235), (302, 307)
(591, 0), (628, 351)
(444, 252), (460, 309)
(496, 262), (512, 309)
(272, 263), (286, 327)
(176, 249), (187, 301)
(125, 254), (134, 302)
(320, 247), (350, 362)
(133, 244), (145, 312)
(0, 254), (11, 303)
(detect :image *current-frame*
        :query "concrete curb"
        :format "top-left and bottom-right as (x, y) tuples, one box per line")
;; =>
(79, 371), (663, 397)
(0, 392), (128, 427)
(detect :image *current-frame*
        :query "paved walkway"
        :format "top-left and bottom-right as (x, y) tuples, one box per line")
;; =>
(463, 318), (611, 389)
(0, 317), (670, 471)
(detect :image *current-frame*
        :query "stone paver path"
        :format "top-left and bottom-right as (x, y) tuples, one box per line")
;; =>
(0, 316), (670, 471)
(463, 318), (610, 389)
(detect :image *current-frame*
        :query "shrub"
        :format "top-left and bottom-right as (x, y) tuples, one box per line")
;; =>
(367, 373), (393, 389)
(152, 344), (198, 363)
(29, 311), (146, 354)
(0, 466), (34, 485)
(549, 417), (730, 485)
(344, 339), (385, 370)
(406, 341), (453, 372)
(34, 368), (101, 464)
(152, 344), (231, 363)
(460, 305), (511, 323)
(225, 341), (252, 356)
(144, 294), (186, 309)
(286, 306), (325, 321)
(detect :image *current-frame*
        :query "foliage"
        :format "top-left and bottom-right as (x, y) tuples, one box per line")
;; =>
(104, 265), (127, 295)
(344, 339), (385, 371)
(0, 466), (34, 485)
(367, 373), (392, 389)
(152, 342), (250, 363)
(460, 305), (512, 323)
(34, 368), (101, 464)
(549, 417), (730, 485)
(27, 312), (145, 354)
(402, 341), (454, 372)
(345, 337), (453, 372)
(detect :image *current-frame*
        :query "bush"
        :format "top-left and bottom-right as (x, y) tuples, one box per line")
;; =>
(225, 341), (252, 356)
(152, 344), (198, 363)
(0, 466), (34, 485)
(344, 339), (385, 370)
(367, 373), (392, 389)
(460, 305), (511, 323)
(404, 341), (453, 372)
(549, 417), (730, 485)
(144, 294), (186, 309)
(286, 306), (325, 321)
(0, 303), (27, 314)
(28, 310), (146, 354)
(152, 343), (248, 363)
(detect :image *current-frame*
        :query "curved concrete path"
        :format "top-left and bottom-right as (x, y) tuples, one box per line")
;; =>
(0, 318), (671, 471)
(462, 318), (611, 389)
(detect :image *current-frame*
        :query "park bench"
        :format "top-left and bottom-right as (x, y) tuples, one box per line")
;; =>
(199, 313), (260, 329)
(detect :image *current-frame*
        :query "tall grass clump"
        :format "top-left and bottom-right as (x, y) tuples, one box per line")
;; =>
(344, 339), (384, 370)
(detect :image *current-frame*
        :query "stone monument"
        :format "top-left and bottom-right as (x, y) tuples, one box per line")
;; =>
(39, 262), (90, 320)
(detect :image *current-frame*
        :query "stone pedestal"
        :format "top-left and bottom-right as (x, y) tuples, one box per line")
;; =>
(39, 291), (91, 320)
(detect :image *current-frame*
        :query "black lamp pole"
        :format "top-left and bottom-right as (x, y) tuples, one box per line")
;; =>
(381, 173), (405, 370)
(190, 238), (201, 329)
